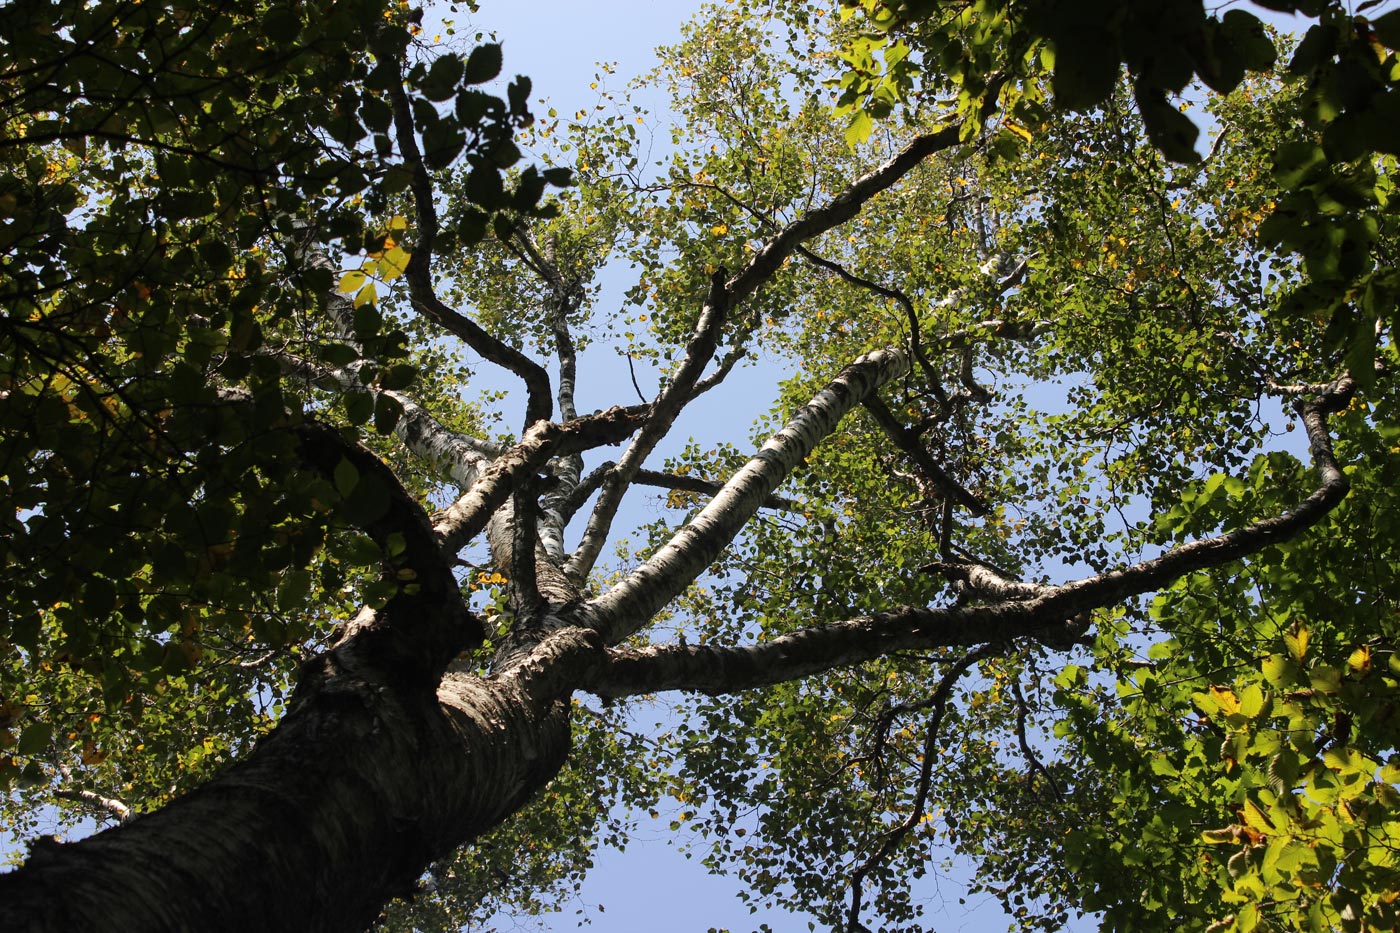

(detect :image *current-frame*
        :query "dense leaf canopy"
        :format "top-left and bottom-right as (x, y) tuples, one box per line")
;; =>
(2, 1), (1399, 932)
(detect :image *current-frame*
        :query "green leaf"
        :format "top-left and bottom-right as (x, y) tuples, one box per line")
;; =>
(277, 569), (312, 611)
(373, 393), (404, 435)
(1219, 10), (1276, 73)
(343, 390), (373, 426)
(334, 457), (359, 498)
(337, 270), (366, 294)
(465, 164), (506, 210)
(1050, 30), (1120, 112)
(1370, 9), (1400, 50)
(353, 302), (382, 338)
(422, 55), (465, 102)
(844, 110), (873, 147)
(377, 363), (416, 391)
(463, 43), (503, 84)
(17, 722), (52, 756)
(1136, 89), (1201, 163)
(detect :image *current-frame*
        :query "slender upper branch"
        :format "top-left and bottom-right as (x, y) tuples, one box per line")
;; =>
(724, 125), (962, 308)
(52, 788), (133, 825)
(845, 643), (1000, 933)
(53, 763), (133, 825)
(796, 243), (949, 411)
(632, 468), (804, 513)
(388, 75), (553, 429)
(862, 395), (988, 516)
(921, 559), (1049, 600)
(563, 269), (731, 583)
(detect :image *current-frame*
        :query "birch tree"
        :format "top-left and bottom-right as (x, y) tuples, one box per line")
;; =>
(2, 1), (1398, 932)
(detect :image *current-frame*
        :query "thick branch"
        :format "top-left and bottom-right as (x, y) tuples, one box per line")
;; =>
(432, 406), (646, 556)
(510, 488), (541, 614)
(294, 421), (480, 671)
(587, 375), (1354, 696)
(268, 350), (498, 487)
(523, 229), (587, 561)
(566, 128), (962, 584)
(578, 348), (911, 644)
(559, 460), (614, 521)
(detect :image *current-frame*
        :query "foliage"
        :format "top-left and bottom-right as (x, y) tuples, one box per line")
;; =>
(0, 0), (550, 839)
(3, 1), (1400, 933)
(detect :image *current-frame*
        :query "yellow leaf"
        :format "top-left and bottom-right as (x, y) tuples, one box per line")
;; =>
(1284, 624), (1309, 662)
(379, 246), (412, 281)
(338, 270), (366, 293)
(1210, 685), (1240, 716)
(1348, 644), (1371, 674)
(1003, 120), (1032, 142)
(1241, 799), (1276, 835)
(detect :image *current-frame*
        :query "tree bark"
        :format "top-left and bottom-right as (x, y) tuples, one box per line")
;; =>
(0, 632), (580, 933)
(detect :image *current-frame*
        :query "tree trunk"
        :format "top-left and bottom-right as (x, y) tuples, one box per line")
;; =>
(0, 662), (572, 933)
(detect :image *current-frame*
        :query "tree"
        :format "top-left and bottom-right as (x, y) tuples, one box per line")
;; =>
(1, 1), (1397, 931)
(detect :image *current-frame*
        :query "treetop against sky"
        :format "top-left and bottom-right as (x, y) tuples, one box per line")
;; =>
(2, 2), (1400, 932)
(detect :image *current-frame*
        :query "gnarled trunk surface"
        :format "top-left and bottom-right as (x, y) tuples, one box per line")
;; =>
(0, 662), (571, 933)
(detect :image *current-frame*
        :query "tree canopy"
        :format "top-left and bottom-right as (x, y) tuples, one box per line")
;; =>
(2, 1), (1399, 931)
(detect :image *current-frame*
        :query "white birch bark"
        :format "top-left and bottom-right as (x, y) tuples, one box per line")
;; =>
(579, 348), (911, 644)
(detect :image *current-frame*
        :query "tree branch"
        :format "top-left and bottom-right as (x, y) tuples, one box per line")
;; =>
(432, 406), (647, 556)
(724, 125), (962, 308)
(504, 225), (586, 561)
(563, 269), (730, 583)
(861, 395), (988, 516)
(559, 460), (614, 522)
(633, 468), (804, 513)
(264, 349), (499, 487)
(564, 127), (965, 586)
(796, 243), (950, 411)
(578, 348), (911, 644)
(52, 788), (133, 825)
(845, 643), (999, 933)
(586, 372), (1355, 696)
(53, 764), (133, 825)
(510, 485), (541, 616)
(387, 75), (553, 429)
(920, 559), (1049, 600)
(293, 420), (481, 669)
